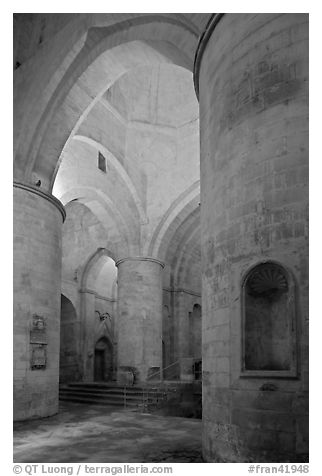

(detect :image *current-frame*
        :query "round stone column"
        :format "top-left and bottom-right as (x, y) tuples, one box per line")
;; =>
(195, 14), (308, 461)
(13, 182), (65, 421)
(115, 257), (164, 382)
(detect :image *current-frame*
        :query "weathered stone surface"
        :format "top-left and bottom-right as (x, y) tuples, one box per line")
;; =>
(13, 12), (309, 463)
(199, 13), (308, 462)
(13, 186), (63, 420)
(116, 258), (164, 382)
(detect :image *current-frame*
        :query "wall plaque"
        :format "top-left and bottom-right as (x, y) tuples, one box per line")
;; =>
(30, 315), (47, 369)
(30, 314), (47, 344)
(31, 344), (47, 370)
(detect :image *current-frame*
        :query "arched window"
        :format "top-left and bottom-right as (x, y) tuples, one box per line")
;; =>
(242, 262), (297, 377)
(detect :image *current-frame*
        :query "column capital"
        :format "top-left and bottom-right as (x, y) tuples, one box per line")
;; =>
(13, 181), (66, 222)
(115, 256), (165, 268)
(193, 13), (225, 100)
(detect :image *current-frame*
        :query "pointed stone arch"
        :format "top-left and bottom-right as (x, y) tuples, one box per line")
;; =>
(147, 180), (200, 259)
(80, 247), (118, 292)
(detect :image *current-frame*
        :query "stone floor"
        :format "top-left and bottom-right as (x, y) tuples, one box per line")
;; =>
(13, 402), (203, 463)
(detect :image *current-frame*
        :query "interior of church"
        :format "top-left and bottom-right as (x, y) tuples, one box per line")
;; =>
(13, 13), (309, 463)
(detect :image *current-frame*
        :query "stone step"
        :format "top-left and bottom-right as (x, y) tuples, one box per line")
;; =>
(60, 383), (165, 395)
(59, 395), (138, 407)
(59, 389), (165, 400)
(59, 383), (168, 409)
(59, 389), (162, 402)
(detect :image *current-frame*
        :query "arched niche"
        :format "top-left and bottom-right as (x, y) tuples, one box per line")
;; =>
(60, 294), (81, 383)
(81, 247), (118, 299)
(241, 262), (297, 378)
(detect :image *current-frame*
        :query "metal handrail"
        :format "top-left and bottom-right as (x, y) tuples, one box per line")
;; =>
(121, 360), (182, 411)
(146, 360), (180, 381)
(141, 360), (181, 412)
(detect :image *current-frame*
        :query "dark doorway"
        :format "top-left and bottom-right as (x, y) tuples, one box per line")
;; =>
(94, 349), (105, 381)
(94, 337), (113, 382)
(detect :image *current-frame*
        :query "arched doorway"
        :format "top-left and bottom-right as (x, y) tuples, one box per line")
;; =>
(80, 249), (118, 382)
(94, 337), (113, 382)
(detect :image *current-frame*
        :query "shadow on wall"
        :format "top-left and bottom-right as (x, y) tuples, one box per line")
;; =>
(59, 294), (81, 383)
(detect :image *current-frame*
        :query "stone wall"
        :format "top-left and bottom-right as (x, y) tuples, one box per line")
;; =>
(162, 288), (202, 371)
(62, 202), (109, 282)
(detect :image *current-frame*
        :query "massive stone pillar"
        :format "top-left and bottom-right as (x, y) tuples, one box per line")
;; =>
(195, 14), (308, 461)
(116, 257), (164, 382)
(13, 182), (65, 421)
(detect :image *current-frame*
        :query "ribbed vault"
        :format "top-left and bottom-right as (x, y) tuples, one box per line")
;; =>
(14, 14), (206, 187)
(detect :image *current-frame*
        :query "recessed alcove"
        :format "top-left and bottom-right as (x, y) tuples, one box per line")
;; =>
(241, 262), (297, 378)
